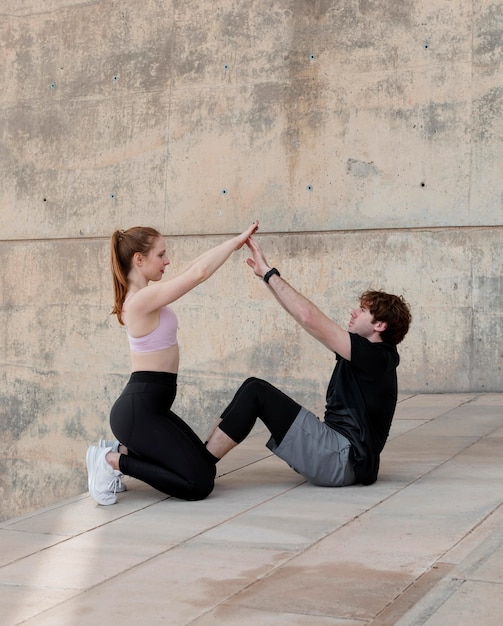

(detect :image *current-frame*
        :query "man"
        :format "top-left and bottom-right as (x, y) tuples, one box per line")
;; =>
(206, 237), (412, 486)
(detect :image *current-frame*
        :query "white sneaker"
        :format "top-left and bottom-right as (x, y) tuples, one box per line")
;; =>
(86, 446), (122, 505)
(98, 439), (127, 492)
(98, 439), (120, 452)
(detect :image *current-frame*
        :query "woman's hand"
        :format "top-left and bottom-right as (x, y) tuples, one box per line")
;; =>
(234, 221), (259, 250)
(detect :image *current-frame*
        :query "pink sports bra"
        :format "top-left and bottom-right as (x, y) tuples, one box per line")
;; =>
(124, 294), (178, 352)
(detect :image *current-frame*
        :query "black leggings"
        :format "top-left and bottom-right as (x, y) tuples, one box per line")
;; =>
(110, 371), (216, 501)
(218, 377), (302, 445)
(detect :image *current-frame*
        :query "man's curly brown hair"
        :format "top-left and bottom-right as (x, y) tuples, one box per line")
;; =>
(359, 290), (412, 345)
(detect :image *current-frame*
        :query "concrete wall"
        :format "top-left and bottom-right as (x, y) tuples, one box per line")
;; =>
(0, 0), (501, 520)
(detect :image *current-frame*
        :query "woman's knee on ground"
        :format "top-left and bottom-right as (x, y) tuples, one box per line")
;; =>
(183, 475), (215, 501)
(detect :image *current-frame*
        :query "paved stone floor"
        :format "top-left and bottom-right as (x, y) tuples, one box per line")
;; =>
(1, 393), (502, 625)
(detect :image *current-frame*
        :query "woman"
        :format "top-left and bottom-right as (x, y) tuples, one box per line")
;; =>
(86, 221), (259, 505)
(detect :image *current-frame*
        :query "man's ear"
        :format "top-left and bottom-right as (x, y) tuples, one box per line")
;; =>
(374, 320), (387, 332)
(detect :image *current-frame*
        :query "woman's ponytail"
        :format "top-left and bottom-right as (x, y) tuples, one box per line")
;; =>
(110, 227), (161, 325)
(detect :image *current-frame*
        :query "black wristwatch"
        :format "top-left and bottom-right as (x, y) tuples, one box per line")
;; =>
(263, 267), (280, 283)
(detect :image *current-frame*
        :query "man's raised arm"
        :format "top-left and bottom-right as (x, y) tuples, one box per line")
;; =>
(245, 237), (351, 360)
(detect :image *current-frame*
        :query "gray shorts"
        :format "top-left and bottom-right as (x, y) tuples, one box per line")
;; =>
(266, 407), (356, 487)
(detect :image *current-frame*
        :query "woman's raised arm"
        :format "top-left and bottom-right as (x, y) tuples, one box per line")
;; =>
(130, 221), (259, 315)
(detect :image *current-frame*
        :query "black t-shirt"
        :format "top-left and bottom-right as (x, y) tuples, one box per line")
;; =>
(324, 333), (400, 485)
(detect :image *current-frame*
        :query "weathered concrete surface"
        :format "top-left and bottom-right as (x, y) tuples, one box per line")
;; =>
(0, 0), (502, 519)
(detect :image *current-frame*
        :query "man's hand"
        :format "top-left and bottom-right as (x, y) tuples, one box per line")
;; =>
(246, 236), (271, 279)
(245, 235), (351, 359)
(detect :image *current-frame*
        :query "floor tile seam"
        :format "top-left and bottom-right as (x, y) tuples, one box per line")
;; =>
(0, 527), (69, 540)
(387, 500), (503, 617)
(396, 393), (419, 403)
(449, 575), (503, 586)
(436, 428), (503, 464)
(0, 491), (170, 535)
(403, 577), (464, 626)
(0, 457), (297, 569)
(201, 465), (437, 556)
(0, 537), (71, 571)
(2, 537), (220, 619)
(0, 494), (90, 530)
(15, 495), (307, 622)
(372, 568), (463, 626)
(215, 453), (275, 478)
(388, 423), (502, 475)
(120, 480), (317, 576)
(439, 503), (503, 576)
(72, 494), (172, 534)
(396, 393), (482, 404)
(392, 575), (503, 626)
(0, 496), (175, 572)
(0, 435), (270, 530)
(446, 393), (503, 415)
(186, 599), (370, 626)
(380, 453), (500, 512)
(395, 394), (484, 423)
(0, 529), (90, 572)
(481, 422), (503, 438)
(3, 587), (87, 626)
(386, 409), (479, 441)
(454, 577), (503, 586)
(226, 478), (434, 567)
(7, 481), (312, 599)
(184, 549), (330, 626)
(396, 393), (478, 409)
(342, 439), (495, 523)
(3, 420), (497, 586)
(388, 419), (437, 441)
(178, 480), (310, 544)
(416, 564), (491, 590)
(2, 436), (492, 572)
(0, 580), (79, 592)
(1, 586), (91, 626)
(190, 498), (453, 626)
